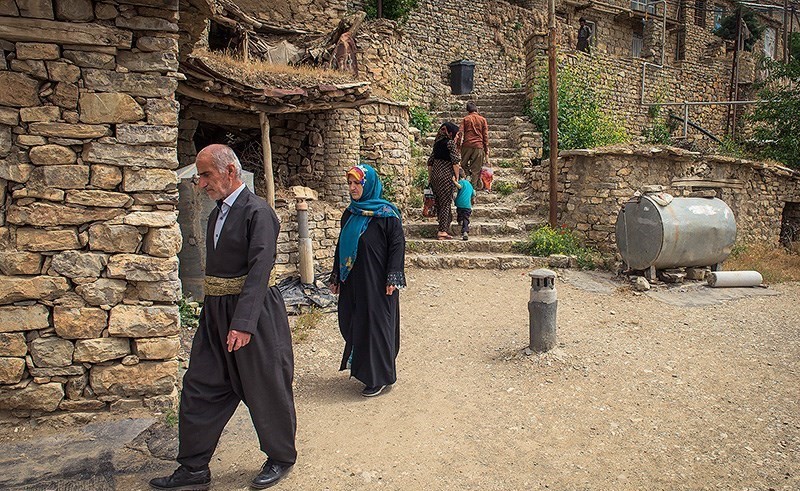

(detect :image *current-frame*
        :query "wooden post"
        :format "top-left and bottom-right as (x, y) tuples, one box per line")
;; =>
(242, 30), (249, 64)
(547, 0), (559, 228)
(784, 0), (790, 63)
(260, 112), (275, 208)
(377, 0), (383, 18)
(725, 7), (742, 138)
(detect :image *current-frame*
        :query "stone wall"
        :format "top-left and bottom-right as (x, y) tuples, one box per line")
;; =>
(358, 101), (411, 206)
(251, 0), (350, 33)
(274, 201), (342, 279)
(357, 0), (547, 111)
(0, 0), (181, 415)
(529, 145), (800, 250)
(524, 47), (734, 140)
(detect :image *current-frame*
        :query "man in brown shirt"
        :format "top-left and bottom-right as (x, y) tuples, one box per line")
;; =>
(458, 102), (489, 190)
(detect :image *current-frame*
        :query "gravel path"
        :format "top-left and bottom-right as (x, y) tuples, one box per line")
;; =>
(183, 268), (800, 490)
(5, 268), (800, 491)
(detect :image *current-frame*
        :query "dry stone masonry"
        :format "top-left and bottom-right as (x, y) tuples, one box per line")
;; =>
(0, 0), (182, 415)
(530, 146), (800, 250)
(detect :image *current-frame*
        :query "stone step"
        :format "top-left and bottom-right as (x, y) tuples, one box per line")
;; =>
(406, 252), (546, 270)
(406, 203), (541, 219)
(404, 220), (542, 238)
(406, 237), (521, 254)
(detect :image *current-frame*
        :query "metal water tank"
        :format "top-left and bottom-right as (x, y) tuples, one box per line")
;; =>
(615, 195), (737, 271)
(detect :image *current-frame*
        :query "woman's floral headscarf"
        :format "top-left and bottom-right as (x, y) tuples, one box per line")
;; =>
(337, 164), (400, 282)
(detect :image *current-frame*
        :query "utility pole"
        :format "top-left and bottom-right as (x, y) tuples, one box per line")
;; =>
(784, 0), (790, 62)
(377, 0), (383, 19)
(547, 0), (558, 227)
(725, 6), (742, 138)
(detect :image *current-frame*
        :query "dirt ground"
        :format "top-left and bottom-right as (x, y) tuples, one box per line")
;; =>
(3, 268), (800, 490)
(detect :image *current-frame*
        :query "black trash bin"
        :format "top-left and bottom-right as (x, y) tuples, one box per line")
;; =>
(449, 60), (475, 95)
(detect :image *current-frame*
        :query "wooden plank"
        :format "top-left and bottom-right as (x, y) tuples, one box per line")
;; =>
(184, 105), (260, 128)
(671, 177), (744, 189)
(178, 82), (372, 114)
(0, 16), (132, 47)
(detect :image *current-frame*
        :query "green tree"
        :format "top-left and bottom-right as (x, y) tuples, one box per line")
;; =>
(525, 60), (628, 156)
(714, 7), (765, 52)
(364, 0), (419, 22)
(747, 33), (800, 169)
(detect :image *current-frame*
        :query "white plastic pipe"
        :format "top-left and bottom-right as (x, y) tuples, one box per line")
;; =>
(707, 271), (763, 287)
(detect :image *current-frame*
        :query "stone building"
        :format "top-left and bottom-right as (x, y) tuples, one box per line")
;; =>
(264, 0), (796, 142)
(0, 0), (412, 417)
(0, 0), (184, 415)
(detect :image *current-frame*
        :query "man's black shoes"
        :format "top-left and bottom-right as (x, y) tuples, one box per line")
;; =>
(251, 459), (293, 489)
(149, 466), (211, 491)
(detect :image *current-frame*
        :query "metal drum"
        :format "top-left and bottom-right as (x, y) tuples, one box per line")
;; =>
(615, 195), (737, 271)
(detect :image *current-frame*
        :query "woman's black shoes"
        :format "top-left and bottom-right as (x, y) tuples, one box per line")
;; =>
(149, 466), (211, 490)
(362, 385), (387, 397)
(251, 460), (293, 489)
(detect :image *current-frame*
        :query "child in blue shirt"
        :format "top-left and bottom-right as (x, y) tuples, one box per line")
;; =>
(452, 169), (476, 241)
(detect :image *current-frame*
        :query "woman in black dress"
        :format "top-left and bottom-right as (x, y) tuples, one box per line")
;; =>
(427, 122), (461, 239)
(329, 164), (406, 397)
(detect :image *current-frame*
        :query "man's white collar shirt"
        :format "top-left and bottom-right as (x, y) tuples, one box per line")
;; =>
(213, 183), (246, 248)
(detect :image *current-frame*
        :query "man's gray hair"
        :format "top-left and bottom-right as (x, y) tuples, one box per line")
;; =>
(207, 144), (243, 178)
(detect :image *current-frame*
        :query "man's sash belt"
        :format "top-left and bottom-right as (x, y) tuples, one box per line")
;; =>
(204, 275), (247, 296)
(204, 274), (277, 296)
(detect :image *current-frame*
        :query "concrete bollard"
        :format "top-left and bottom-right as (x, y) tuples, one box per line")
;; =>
(528, 268), (557, 353)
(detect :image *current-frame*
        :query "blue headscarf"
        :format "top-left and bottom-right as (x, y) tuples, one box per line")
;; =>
(337, 164), (401, 282)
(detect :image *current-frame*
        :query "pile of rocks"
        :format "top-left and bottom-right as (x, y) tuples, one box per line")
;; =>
(0, 0), (182, 415)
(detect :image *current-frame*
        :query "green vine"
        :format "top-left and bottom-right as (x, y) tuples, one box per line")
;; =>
(525, 59), (628, 156)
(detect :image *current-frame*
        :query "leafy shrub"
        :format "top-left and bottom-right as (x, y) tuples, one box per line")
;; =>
(412, 165), (429, 188)
(365, 0), (419, 22)
(526, 59), (628, 157)
(513, 225), (583, 256)
(642, 105), (673, 144)
(408, 189), (423, 208)
(513, 225), (599, 269)
(746, 36), (800, 169)
(714, 9), (765, 52)
(410, 139), (425, 158)
(179, 297), (200, 330)
(494, 181), (515, 196)
(409, 105), (433, 135)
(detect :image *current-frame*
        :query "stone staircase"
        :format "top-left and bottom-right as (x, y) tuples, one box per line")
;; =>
(425, 88), (529, 161)
(407, 88), (546, 269)
(404, 166), (548, 269)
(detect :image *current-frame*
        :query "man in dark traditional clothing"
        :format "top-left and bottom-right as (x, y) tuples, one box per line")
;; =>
(577, 17), (592, 53)
(150, 144), (297, 490)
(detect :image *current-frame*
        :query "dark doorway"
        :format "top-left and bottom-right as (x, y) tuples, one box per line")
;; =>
(780, 202), (800, 250)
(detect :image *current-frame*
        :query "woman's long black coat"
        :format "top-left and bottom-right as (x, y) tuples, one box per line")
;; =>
(331, 210), (405, 387)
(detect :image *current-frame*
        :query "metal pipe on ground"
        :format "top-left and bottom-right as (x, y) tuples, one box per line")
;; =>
(707, 271), (763, 287)
(296, 200), (314, 285)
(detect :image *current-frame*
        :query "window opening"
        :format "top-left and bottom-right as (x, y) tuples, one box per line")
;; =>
(632, 33), (643, 58)
(631, 0), (656, 14)
(675, 29), (686, 60)
(694, 0), (706, 27)
(208, 21), (236, 53)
